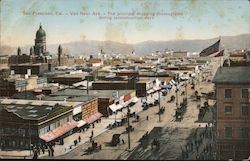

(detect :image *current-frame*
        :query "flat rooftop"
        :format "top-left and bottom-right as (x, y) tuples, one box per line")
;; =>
(212, 67), (250, 84)
(0, 99), (74, 120)
(49, 89), (135, 98)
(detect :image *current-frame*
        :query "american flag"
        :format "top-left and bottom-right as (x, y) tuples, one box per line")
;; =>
(214, 49), (224, 57)
(199, 39), (220, 57)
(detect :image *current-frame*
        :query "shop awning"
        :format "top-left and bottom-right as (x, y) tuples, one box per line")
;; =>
(131, 97), (139, 103)
(153, 86), (161, 91)
(109, 103), (123, 112)
(147, 89), (154, 94)
(122, 107), (135, 114)
(121, 99), (133, 107)
(77, 120), (87, 128)
(40, 120), (78, 142)
(109, 111), (126, 120)
(85, 112), (103, 124)
(94, 112), (103, 118)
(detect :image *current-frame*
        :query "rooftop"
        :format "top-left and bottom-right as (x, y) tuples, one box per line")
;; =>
(48, 89), (134, 98)
(0, 99), (73, 120)
(212, 67), (250, 84)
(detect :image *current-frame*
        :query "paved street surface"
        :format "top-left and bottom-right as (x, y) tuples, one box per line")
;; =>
(0, 58), (220, 160)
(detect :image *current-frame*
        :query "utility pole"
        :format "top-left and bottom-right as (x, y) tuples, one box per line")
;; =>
(29, 120), (32, 156)
(158, 90), (161, 122)
(175, 74), (179, 108)
(185, 80), (188, 105)
(127, 106), (131, 151)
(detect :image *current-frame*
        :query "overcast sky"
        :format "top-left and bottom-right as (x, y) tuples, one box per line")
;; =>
(1, 0), (249, 47)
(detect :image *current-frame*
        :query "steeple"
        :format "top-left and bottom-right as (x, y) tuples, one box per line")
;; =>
(17, 47), (21, 56)
(58, 45), (62, 66)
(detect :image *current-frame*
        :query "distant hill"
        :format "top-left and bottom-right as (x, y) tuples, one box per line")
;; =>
(1, 33), (249, 56)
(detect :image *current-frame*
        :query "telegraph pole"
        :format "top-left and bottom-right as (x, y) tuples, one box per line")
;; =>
(158, 90), (161, 122)
(185, 80), (188, 105)
(175, 74), (179, 108)
(127, 107), (131, 151)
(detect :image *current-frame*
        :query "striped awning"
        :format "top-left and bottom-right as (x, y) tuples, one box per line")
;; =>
(40, 120), (78, 142)
(109, 103), (123, 112)
(85, 112), (103, 124)
(77, 120), (87, 128)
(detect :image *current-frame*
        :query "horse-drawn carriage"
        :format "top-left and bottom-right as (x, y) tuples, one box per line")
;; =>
(167, 95), (175, 103)
(85, 141), (102, 154)
(110, 134), (121, 146)
(151, 138), (160, 149)
(175, 99), (187, 121)
(126, 125), (134, 133)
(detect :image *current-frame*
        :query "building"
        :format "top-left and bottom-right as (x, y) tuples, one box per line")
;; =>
(0, 68), (10, 79)
(0, 99), (75, 150)
(0, 75), (47, 97)
(0, 97), (100, 150)
(87, 58), (103, 67)
(45, 88), (135, 117)
(10, 63), (50, 75)
(212, 67), (250, 160)
(173, 51), (188, 58)
(47, 72), (87, 85)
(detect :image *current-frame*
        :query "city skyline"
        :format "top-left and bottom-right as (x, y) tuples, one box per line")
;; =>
(1, 0), (249, 47)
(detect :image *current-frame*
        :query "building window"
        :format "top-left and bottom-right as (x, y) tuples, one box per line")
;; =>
(224, 89), (232, 98)
(241, 89), (249, 98)
(241, 127), (249, 138)
(225, 127), (232, 138)
(224, 105), (232, 114)
(241, 104), (249, 116)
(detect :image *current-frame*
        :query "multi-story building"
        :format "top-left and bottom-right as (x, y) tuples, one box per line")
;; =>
(0, 97), (99, 150)
(212, 66), (250, 160)
(0, 75), (47, 97)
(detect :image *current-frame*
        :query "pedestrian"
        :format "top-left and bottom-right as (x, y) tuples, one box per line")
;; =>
(51, 148), (54, 157)
(78, 136), (81, 142)
(42, 146), (45, 154)
(91, 130), (94, 137)
(146, 115), (149, 120)
(48, 148), (51, 157)
(37, 146), (40, 155)
(33, 149), (38, 159)
(122, 139), (125, 144)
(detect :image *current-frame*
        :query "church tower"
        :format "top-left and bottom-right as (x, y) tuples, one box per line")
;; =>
(58, 45), (62, 66)
(30, 47), (34, 56)
(34, 24), (46, 56)
(17, 47), (21, 56)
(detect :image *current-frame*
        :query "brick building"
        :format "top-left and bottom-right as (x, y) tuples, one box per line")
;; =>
(212, 67), (250, 160)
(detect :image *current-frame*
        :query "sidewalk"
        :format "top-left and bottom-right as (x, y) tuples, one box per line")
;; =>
(39, 100), (144, 159)
(39, 116), (116, 158)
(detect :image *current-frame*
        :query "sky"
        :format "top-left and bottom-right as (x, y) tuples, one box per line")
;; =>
(1, 0), (249, 47)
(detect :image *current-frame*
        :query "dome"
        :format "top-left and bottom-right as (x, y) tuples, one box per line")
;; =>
(36, 25), (46, 38)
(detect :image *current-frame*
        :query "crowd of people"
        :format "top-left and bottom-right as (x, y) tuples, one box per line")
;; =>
(180, 123), (215, 160)
(32, 142), (55, 159)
